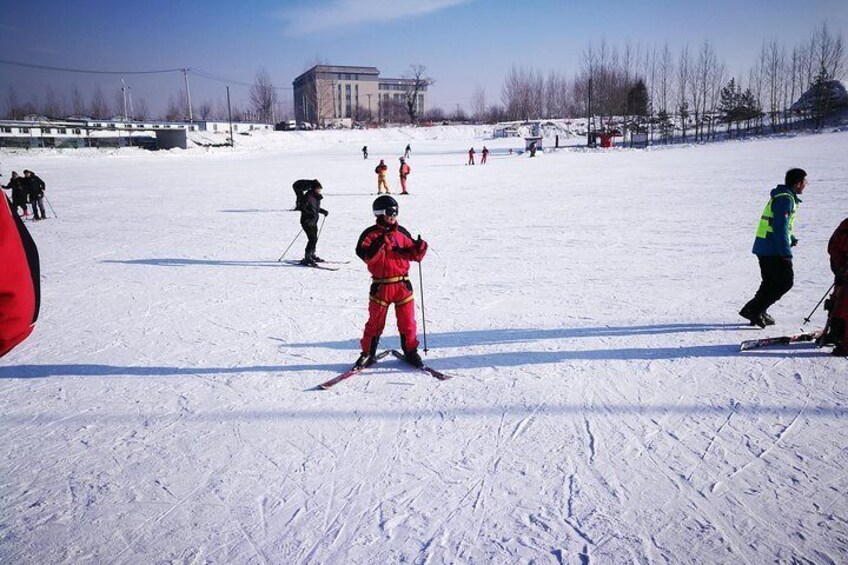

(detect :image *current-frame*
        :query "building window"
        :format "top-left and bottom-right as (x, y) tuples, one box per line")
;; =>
(21, 128), (30, 133)
(73, 128), (82, 134)
(58, 128), (67, 134)
(1, 127), (11, 133)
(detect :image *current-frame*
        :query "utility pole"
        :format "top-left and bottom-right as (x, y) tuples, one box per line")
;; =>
(121, 78), (129, 121)
(182, 68), (194, 122)
(226, 86), (234, 148)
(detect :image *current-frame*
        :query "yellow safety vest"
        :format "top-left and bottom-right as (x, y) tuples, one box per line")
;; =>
(755, 193), (796, 240)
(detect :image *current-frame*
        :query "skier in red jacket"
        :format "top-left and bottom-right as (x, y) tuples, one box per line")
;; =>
(0, 194), (40, 357)
(399, 157), (411, 194)
(825, 217), (848, 356)
(354, 195), (428, 368)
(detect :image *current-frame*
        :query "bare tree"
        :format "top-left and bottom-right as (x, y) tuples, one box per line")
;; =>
(135, 98), (150, 121)
(401, 64), (434, 123)
(677, 44), (692, 141)
(250, 67), (279, 123)
(70, 85), (86, 116)
(89, 85), (111, 119)
(470, 86), (487, 122)
(42, 86), (65, 118)
(198, 100), (213, 120)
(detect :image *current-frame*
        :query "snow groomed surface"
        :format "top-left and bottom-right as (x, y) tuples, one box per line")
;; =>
(1, 126), (847, 563)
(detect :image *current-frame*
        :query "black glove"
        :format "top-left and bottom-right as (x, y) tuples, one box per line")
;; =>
(366, 236), (384, 257)
(320, 209), (329, 216)
(790, 235), (798, 247)
(414, 235), (424, 251)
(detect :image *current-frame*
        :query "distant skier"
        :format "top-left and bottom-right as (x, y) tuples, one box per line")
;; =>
(823, 217), (848, 356)
(399, 157), (411, 195)
(6, 172), (28, 217)
(739, 168), (807, 328)
(404, 144), (411, 159)
(0, 192), (40, 357)
(298, 182), (329, 266)
(481, 146), (489, 164)
(362, 146), (368, 160)
(375, 159), (390, 194)
(291, 179), (320, 211)
(467, 147), (475, 165)
(529, 141), (537, 157)
(23, 170), (46, 220)
(353, 195), (428, 369)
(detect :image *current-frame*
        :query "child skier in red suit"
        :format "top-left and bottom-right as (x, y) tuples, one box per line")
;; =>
(354, 195), (428, 368)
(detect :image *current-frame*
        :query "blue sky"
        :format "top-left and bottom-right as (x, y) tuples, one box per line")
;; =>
(1, 0), (846, 117)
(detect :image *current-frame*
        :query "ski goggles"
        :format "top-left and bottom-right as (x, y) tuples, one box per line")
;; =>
(374, 206), (399, 217)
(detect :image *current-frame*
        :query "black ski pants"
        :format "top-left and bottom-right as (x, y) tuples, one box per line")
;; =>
(744, 256), (794, 314)
(302, 222), (319, 260)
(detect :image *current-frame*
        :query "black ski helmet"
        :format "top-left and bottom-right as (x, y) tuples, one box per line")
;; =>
(372, 195), (399, 217)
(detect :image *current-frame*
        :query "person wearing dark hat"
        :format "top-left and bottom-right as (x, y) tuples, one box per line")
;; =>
(291, 179), (321, 211)
(298, 182), (328, 266)
(5, 172), (29, 218)
(740, 168), (807, 327)
(23, 170), (46, 221)
(353, 195), (428, 368)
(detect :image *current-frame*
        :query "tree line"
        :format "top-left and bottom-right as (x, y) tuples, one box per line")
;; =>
(471, 23), (845, 141)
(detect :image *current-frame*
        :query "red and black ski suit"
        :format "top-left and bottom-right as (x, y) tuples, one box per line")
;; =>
(355, 218), (428, 356)
(0, 195), (40, 357)
(827, 217), (848, 352)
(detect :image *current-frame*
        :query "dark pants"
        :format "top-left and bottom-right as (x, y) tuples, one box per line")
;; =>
(744, 256), (794, 314)
(302, 222), (318, 260)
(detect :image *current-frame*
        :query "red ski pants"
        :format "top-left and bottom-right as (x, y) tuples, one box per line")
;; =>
(360, 280), (418, 354)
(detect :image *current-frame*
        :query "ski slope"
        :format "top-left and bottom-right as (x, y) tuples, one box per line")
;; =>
(1, 127), (847, 563)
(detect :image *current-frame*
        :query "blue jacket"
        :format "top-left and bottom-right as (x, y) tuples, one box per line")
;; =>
(752, 185), (801, 257)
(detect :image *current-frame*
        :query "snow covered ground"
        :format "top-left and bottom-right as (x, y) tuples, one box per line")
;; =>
(1, 127), (847, 563)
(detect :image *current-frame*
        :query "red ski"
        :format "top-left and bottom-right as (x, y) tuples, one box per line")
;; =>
(317, 350), (391, 389)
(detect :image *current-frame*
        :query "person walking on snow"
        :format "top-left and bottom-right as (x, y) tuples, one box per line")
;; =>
(467, 147), (475, 165)
(823, 217), (848, 356)
(481, 146), (489, 164)
(354, 195), (428, 369)
(298, 182), (329, 266)
(739, 168), (807, 328)
(399, 157), (411, 195)
(291, 179), (320, 211)
(404, 144), (411, 159)
(362, 146), (368, 160)
(375, 159), (390, 194)
(23, 170), (46, 220)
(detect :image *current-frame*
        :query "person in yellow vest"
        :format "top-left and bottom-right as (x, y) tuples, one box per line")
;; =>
(375, 159), (390, 194)
(739, 168), (807, 328)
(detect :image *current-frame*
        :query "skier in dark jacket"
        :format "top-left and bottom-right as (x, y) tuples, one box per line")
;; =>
(824, 217), (848, 356)
(739, 168), (807, 327)
(353, 195), (428, 369)
(298, 183), (329, 266)
(5, 172), (28, 217)
(24, 170), (46, 220)
(292, 179), (320, 211)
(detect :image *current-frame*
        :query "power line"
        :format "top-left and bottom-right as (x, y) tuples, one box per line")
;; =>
(0, 58), (185, 75)
(191, 68), (293, 91)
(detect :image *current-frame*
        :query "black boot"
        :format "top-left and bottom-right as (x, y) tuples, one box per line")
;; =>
(404, 348), (423, 368)
(354, 351), (375, 369)
(761, 312), (775, 326)
(739, 305), (766, 328)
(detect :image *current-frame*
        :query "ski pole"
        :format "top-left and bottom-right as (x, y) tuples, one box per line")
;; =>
(417, 255), (428, 354)
(317, 214), (327, 239)
(277, 228), (303, 262)
(45, 197), (57, 218)
(802, 282), (835, 325)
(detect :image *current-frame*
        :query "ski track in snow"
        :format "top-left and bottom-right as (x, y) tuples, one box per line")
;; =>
(1, 127), (848, 563)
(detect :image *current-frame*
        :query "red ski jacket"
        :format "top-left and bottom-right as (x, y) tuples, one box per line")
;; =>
(356, 220), (427, 279)
(0, 196), (40, 357)
(828, 218), (848, 318)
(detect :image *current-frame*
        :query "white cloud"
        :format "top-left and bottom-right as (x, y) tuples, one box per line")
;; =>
(276, 0), (470, 36)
